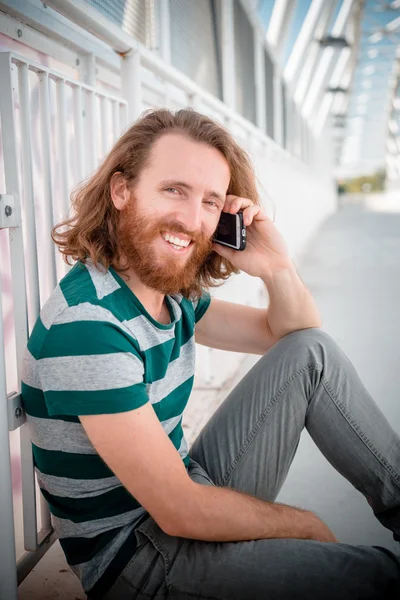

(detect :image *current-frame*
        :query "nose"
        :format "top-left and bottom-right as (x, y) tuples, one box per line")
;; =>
(175, 200), (202, 234)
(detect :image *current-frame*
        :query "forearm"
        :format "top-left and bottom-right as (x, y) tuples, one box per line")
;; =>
(262, 261), (322, 340)
(171, 482), (320, 542)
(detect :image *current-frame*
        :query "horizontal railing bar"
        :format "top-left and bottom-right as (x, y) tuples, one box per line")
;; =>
(10, 53), (127, 105)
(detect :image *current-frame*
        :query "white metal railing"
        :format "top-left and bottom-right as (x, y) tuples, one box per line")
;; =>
(0, 50), (128, 597)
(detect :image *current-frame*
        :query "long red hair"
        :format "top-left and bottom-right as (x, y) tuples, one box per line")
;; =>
(52, 108), (261, 299)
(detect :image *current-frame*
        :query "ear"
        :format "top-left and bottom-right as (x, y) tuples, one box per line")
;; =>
(110, 172), (131, 210)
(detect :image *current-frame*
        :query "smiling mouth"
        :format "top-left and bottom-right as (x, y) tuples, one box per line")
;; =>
(160, 233), (193, 252)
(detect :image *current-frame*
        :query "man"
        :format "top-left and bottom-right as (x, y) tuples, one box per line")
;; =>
(21, 108), (400, 599)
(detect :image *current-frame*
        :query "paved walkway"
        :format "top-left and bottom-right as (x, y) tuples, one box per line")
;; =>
(276, 195), (400, 552)
(18, 195), (400, 598)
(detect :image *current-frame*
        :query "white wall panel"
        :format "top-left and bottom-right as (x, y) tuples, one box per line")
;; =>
(170, 0), (222, 99)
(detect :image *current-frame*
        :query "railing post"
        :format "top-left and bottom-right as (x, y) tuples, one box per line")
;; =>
(121, 48), (142, 126)
(0, 53), (21, 600)
(0, 272), (18, 600)
(159, 0), (171, 64)
(274, 73), (284, 147)
(221, 0), (236, 112)
(254, 30), (266, 135)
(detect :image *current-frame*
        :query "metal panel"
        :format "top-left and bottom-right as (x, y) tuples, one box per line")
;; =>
(0, 50), (128, 596)
(264, 48), (275, 140)
(170, 0), (222, 100)
(282, 80), (288, 149)
(233, 0), (256, 124)
(0, 51), (41, 588)
(83, 0), (157, 49)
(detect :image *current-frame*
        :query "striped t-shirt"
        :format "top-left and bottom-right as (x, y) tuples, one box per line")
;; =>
(21, 260), (211, 597)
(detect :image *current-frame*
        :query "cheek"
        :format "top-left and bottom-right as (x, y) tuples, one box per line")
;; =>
(204, 214), (220, 238)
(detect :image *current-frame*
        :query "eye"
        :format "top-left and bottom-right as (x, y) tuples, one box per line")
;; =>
(205, 200), (219, 208)
(165, 187), (180, 194)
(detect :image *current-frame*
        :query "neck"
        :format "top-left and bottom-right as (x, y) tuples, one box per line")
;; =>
(116, 266), (167, 322)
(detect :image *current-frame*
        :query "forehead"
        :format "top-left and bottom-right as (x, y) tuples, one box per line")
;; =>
(145, 133), (231, 187)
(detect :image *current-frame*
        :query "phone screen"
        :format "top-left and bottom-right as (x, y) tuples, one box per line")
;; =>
(213, 211), (246, 250)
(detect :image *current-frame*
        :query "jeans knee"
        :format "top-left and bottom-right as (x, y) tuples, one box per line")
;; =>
(285, 327), (333, 345)
(274, 327), (342, 364)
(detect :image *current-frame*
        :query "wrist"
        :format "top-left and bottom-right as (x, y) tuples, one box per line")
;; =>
(261, 259), (295, 286)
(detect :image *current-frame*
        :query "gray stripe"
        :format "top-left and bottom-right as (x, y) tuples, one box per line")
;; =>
(38, 352), (144, 391)
(161, 414), (182, 436)
(167, 296), (182, 322)
(21, 348), (41, 389)
(53, 506), (146, 538)
(53, 302), (137, 340)
(171, 293), (183, 305)
(147, 337), (195, 403)
(35, 469), (120, 498)
(86, 260), (120, 299)
(28, 415), (96, 454)
(123, 314), (175, 351)
(178, 434), (188, 461)
(40, 285), (69, 330)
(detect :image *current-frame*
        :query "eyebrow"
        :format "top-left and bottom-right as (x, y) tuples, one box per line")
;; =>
(159, 180), (225, 205)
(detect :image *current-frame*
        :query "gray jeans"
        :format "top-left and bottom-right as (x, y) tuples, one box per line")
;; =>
(103, 329), (400, 599)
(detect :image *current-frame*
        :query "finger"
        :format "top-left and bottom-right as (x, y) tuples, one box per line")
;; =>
(242, 205), (261, 226)
(227, 197), (253, 214)
(222, 195), (241, 213)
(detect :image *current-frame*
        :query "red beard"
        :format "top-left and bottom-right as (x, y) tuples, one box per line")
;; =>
(118, 199), (213, 295)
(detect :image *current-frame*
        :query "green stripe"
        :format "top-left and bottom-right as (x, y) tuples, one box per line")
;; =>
(41, 485), (141, 522)
(60, 527), (122, 566)
(179, 297), (195, 326)
(27, 317), (48, 359)
(169, 419), (184, 451)
(60, 262), (97, 307)
(39, 321), (140, 359)
(194, 291), (211, 323)
(22, 383), (48, 418)
(22, 383), (79, 422)
(143, 333), (194, 382)
(44, 383), (148, 416)
(32, 444), (114, 479)
(142, 339), (174, 382)
(170, 318), (194, 361)
(102, 286), (144, 321)
(152, 377), (193, 422)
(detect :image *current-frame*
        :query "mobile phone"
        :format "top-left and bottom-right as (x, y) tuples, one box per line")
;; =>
(213, 211), (246, 251)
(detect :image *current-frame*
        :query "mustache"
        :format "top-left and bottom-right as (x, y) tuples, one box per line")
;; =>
(153, 220), (211, 244)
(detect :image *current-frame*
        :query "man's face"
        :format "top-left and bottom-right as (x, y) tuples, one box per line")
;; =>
(118, 133), (230, 295)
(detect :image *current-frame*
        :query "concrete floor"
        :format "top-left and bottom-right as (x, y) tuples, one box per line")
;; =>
(276, 196), (400, 553)
(18, 195), (400, 598)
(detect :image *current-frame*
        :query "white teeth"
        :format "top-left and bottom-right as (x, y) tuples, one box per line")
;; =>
(162, 233), (190, 247)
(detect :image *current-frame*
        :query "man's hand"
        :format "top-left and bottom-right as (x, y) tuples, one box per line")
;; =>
(212, 194), (291, 279)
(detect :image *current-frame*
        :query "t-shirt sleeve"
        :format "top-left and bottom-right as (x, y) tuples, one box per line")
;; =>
(38, 319), (148, 417)
(192, 290), (211, 323)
